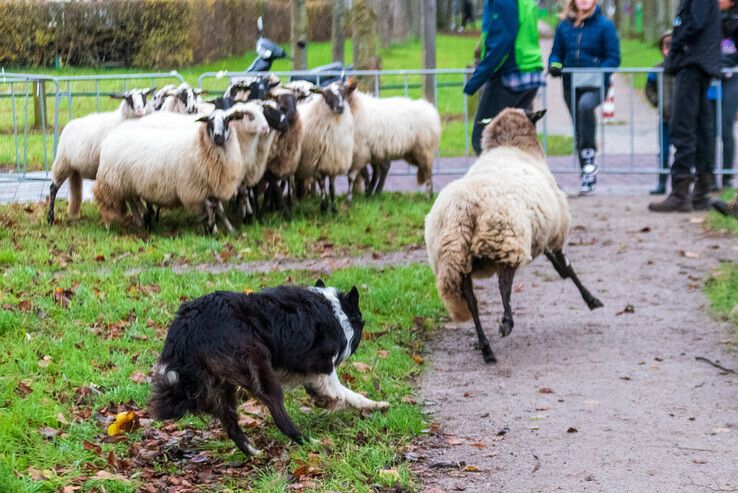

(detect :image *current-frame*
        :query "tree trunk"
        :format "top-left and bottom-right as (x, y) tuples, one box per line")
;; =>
(421, 0), (437, 103)
(642, 0), (657, 44)
(391, 0), (410, 43)
(350, 0), (381, 92)
(291, 0), (308, 71)
(332, 0), (347, 63)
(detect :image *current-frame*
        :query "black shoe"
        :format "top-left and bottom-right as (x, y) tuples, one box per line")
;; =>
(712, 199), (738, 218)
(649, 185), (666, 195)
(693, 174), (714, 211)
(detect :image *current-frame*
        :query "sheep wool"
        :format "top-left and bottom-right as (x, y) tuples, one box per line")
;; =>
(94, 113), (243, 226)
(424, 109), (569, 321)
(348, 89), (440, 188)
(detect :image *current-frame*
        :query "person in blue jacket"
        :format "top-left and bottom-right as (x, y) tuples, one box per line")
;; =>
(463, 0), (545, 155)
(548, 0), (621, 195)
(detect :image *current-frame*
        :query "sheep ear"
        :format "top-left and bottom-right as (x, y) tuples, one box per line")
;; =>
(314, 279), (326, 288)
(525, 109), (547, 124)
(225, 110), (245, 123)
(309, 87), (323, 95)
(478, 118), (492, 126)
(193, 88), (204, 96)
(345, 78), (358, 95)
(268, 74), (281, 88)
(142, 87), (154, 96)
(195, 115), (209, 123)
(109, 92), (125, 100)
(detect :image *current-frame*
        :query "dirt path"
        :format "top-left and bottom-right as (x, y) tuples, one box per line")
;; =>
(416, 196), (738, 492)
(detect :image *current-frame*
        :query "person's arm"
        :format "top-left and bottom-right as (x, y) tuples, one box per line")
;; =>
(600, 20), (621, 68)
(671, 0), (711, 53)
(463, 0), (518, 95)
(548, 22), (565, 76)
(645, 72), (659, 108)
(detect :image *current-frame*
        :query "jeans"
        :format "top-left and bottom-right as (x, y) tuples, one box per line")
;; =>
(670, 67), (714, 179)
(563, 86), (602, 168)
(472, 78), (539, 155)
(720, 73), (738, 181)
(660, 122), (671, 168)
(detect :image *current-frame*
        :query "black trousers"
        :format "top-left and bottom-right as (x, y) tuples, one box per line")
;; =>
(670, 66), (715, 179)
(472, 78), (538, 155)
(563, 85), (602, 167)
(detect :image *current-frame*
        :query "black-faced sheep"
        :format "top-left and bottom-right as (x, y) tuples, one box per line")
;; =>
(296, 81), (355, 213)
(47, 88), (153, 225)
(424, 108), (603, 363)
(93, 109), (253, 234)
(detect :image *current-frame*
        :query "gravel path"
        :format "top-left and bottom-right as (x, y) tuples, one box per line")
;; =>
(416, 195), (738, 492)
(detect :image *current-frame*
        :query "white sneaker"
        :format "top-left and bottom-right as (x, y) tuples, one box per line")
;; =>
(579, 174), (597, 195)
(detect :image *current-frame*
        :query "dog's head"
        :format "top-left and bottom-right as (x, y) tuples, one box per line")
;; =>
(315, 279), (364, 356)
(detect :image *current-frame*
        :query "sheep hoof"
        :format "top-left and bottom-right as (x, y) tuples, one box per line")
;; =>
(499, 319), (514, 338)
(481, 344), (496, 364)
(586, 296), (604, 310)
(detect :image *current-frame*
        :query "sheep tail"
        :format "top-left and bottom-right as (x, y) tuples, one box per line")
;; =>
(434, 208), (475, 322)
(67, 172), (83, 218)
(148, 363), (195, 421)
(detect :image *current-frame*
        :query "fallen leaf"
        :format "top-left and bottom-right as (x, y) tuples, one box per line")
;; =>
(243, 288), (254, 294)
(469, 442), (486, 449)
(401, 395), (417, 404)
(693, 459), (708, 464)
(463, 465), (482, 472)
(377, 350), (389, 359)
(410, 353), (424, 365)
(129, 371), (147, 384)
(679, 250), (700, 259)
(107, 411), (138, 436)
(352, 362), (372, 373)
(378, 467), (400, 480)
(38, 355), (52, 368)
(39, 426), (60, 439)
(26, 466), (52, 481)
(16, 380), (33, 397)
(567, 427), (578, 433)
(538, 387), (554, 394)
(616, 304), (635, 316)
(444, 436), (463, 445)
(94, 470), (129, 481)
(82, 440), (102, 454)
(56, 412), (69, 425)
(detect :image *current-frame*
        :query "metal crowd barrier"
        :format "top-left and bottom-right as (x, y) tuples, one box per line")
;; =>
(1, 66), (735, 202)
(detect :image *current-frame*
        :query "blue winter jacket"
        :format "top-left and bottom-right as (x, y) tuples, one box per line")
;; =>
(548, 6), (621, 88)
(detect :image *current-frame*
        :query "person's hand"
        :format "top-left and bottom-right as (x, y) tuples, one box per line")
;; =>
(473, 45), (481, 63)
(548, 62), (563, 78)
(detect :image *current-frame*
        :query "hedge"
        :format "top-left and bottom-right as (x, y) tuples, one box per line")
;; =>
(0, 0), (332, 69)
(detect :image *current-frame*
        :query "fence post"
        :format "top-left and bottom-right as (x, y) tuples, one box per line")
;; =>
(33, 80), (46, 130)
(421, 0), (437, 103)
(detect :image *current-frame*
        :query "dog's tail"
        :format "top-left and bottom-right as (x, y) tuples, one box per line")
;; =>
(148, 363), (196, 421)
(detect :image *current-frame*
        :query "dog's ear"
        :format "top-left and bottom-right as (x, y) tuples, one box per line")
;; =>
(345, 286), (359, 308)
(314, 279), (326, 288)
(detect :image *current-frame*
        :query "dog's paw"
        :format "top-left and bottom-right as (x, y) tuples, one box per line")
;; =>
(373, 400), (390, 410)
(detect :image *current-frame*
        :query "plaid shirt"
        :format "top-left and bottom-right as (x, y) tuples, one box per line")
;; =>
(501, 70), (546, 92)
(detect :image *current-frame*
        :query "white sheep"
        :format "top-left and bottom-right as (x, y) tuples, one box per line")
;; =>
(296, 81), (355, 213)
(93, 109), (252, 234)
(424, 108), (603, 364)
(147, 84), (177, 112)
(159, 83), (203, 114)
(347, 82), (441, 200)
(47, 88), (153, 225)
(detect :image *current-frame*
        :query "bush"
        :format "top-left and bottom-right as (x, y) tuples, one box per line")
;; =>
(0, 0), (333, 69)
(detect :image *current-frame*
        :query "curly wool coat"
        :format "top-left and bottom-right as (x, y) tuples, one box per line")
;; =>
(424, 109), (570, 321)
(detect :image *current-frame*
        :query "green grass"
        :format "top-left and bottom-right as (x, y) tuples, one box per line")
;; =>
(705, 262), (738, 344)
(0, 193), (431, 272)
(0, 262), (443, 492)
(706, 188), (738, 235)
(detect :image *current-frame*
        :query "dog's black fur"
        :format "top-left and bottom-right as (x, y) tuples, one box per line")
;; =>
(149, 281), (369, 457)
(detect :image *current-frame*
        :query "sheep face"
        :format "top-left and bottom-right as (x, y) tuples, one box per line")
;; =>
(196, 110), (240, 147)
(275, 93), (298, 126)
(149, 85), (176, 111)
(227, 75), (278, 102)
(177, 87), (203, 114)
(227, 102), (270, 136)
(316, 81), (355, 115)
(261, 102), (290, 133)
(112, 88), (153, 118)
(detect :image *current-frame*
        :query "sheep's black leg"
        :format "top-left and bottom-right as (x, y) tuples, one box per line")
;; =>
(317, 176), (328, 213)
(215, 384), (262, 457)
(374, 161), (391, 195)
(249, 188), (262, 221)
(144, 203), (155, 231)
(497, 265), (516, 337)
(47, 182), (59, 225)
(275, 182), (291, 221)
(545, 250), (604, 310)
(461, 273), (496, 364)
(367, 164), (380, 197)
(214, 199), (235, 233)
(203, 198), (218, 234)
(329, 177), (338, 213)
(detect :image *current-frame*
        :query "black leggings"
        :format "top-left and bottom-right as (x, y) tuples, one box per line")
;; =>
(563, 85), (602, 167)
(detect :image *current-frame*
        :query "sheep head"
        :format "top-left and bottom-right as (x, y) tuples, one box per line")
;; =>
(479, 108), (546, 156)
(110, 88), (153, 118)
(195, 109), (242, 147)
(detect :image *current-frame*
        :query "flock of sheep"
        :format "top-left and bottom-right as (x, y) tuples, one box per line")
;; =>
(46, 75), (442, 233)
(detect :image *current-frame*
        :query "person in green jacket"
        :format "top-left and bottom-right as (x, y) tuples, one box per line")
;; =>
(463, 0), (545, 155)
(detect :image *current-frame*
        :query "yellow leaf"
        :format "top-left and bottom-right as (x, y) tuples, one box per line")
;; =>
(243, 288), (254, 294)
(107, 411), (136, 436)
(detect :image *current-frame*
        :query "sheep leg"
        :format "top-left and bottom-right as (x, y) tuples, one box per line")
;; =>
(497, 265), (516, 337)
(249, 188), (262, 221)
(367, 163), (380, 197)
(214, 199), (235, 234)
(460, 273), (496, 364)
(545, 250), (604, 310)
(317, 176), (328, 213)
(274, 181), (292, 221)
(329, 177), (338, 214)
(203, 198), (218, 234)
(127, 199), (145, 228)
(144, 203), (156, 231)
(238, 187), (254, 224)
(47, 182), (59, 225)
(374, 161), (391, 195)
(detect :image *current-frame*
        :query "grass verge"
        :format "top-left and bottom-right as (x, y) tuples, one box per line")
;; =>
(706, 188), (738, 236)
(705, 262), (738, 344)
(0, 193), (431, 272)
(0, 262), (442, 492)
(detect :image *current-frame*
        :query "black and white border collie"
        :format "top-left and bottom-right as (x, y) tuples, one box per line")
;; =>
(149, 280), (388, 457)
